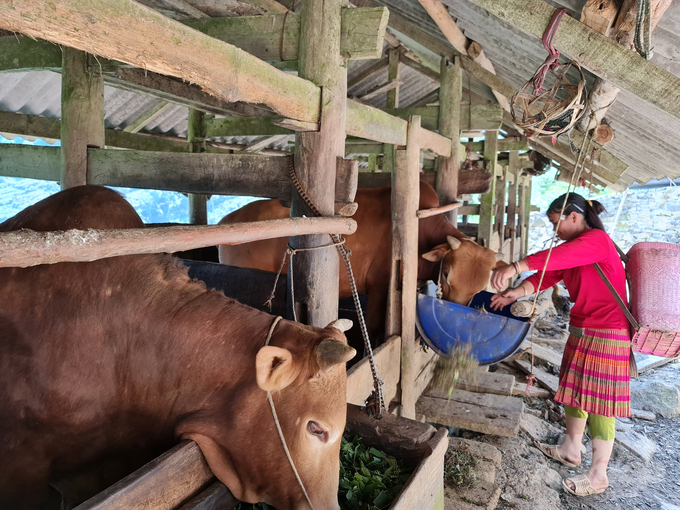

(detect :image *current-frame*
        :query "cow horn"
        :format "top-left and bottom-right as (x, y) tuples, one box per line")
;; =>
(447, 236), (462, 250)
(316, 339), (356, 372)
(326, 318), (353, 333)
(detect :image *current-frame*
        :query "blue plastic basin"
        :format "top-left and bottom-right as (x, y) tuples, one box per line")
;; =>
(416, 291), (531, 366)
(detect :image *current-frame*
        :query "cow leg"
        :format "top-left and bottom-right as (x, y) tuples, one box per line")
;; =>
(365, 286), (389, 349)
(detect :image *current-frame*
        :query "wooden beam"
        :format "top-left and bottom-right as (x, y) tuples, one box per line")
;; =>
(243, 134), (291, 153)
(478, 130), (498, 249)
(435, 56), (462, 224)
(466, 42), (511, 112)
(419, 127), (451, 158)
(0, 216), (357, 269)
(347, 56), (389, 89)
(385, 104), (502, 131)
(0, 145), (61, 181)
(0, 0), (321, 123)
(205, 117), (293, 138)
(394, 116), (421, 419)
(187, 109), (208, 226)
(346, 100), (408, 145)
(123, 101), (174, 134)
(386, 47), (401, 109)
(359, 79), (403, 101)
(399, 52), (441, 84)
(507, 151), (519, 261)
(468, 0), (680, 121)
(289, 0), (347, 327)
(60, 47), (104, 189)
(417, 0), (469, 54)
(0, 35), (62, 72)
(341, 6), (389, 60)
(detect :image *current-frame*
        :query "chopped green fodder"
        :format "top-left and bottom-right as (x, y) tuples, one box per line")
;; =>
(444, 448), (479, 489)
(235, 436), (413, 510)
(429, 344), (479, 398)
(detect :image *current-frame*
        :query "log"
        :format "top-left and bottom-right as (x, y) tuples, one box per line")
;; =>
(289, 0), (346, 327)
(435, 56), (461, 224)
(393, 116), (421, 419)
(0, 217), (358, 269)
(0, 0), (321, 123)
(416, 202), (462, 219)
(60, 47), (104, 189)
(73, 441), (212, 510)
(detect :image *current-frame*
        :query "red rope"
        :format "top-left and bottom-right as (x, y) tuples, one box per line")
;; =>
(533, 8), (571, 94)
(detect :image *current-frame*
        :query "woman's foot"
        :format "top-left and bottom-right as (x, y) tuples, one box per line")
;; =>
(534, 441), (581, 467)
(562, 472), (608, 496)
(556, 444), (582, 466)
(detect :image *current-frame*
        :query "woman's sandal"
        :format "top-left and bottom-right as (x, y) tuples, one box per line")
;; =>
(533, 440), (580, 468)
(562, 475), (608, 496)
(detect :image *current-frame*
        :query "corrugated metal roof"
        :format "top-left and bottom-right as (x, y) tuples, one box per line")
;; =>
(0, 0), (679, 186)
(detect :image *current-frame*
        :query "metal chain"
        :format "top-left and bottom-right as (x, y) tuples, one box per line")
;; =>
(287, 157), (385, 416)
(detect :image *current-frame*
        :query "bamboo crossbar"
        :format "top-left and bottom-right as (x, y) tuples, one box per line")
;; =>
(416, 202), (463, 219)
(0, 217), (357, 268)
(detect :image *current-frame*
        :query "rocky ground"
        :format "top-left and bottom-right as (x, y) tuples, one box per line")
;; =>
(443, 316), (680, 510)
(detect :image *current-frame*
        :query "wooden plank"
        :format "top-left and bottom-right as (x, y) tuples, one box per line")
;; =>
(347, 57), (389, 90)
(123, 101), (173, 134)
(390, 428), (448, 510)
(204, 117), (293, 138)
(346, 335), (401, 407)
(243, 134), (291, 153)
(74, 441), (213, 510)
(435, 56), (461, 224)
(0, 145), (61, 181)
(177, 482), (238, 510)
(419, 128), (451, 158)
(614, 420), (657, 462)
(346, 99), (408, 145)
(385, 104), (502, 131)
(359, 80), (403, 101)
(468, 0), (680, 121)
(0, 35), (62, 72)
(394, 116), (421, 419)
(416, 390), (524, 437)
(519, 343), (563, 368)
(0, 216), (357, 269)
(0, 0), (321, 123)
(425, 369), (515, 397)
(512, 381), (552, 398)
(478, 130), (498, 248)
(60, 47), (105, 189)
(341, 6), (389, 60)
(513, 359), (559, 394)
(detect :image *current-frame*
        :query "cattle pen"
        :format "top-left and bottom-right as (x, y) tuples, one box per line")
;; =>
(2, 0), (680, 508)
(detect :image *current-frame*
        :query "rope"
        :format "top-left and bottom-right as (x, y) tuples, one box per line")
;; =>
(522, 123), (593, 393)
(285, 157), (385, 416)
(264, 316), (315, 510)
(533, 8), (571, 93)
(634, 0), (653, 60)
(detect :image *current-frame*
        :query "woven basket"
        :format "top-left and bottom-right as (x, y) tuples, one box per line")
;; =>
(627, 242), (680, 357)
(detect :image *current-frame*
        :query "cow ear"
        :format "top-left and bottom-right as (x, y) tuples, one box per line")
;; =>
(495, 252), (505, 262)
(447, 236), (462, 250)
(326, 318), (353, 333)
(316, 339), (356, 373)
(422, 243), (448, 262)
(256, 346), (296, 392)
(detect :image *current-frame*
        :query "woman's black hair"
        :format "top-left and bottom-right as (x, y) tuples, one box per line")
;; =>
(547, 193), (607, 231)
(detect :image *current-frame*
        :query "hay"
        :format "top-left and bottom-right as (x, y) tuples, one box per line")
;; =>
(429, 344), (479, 398)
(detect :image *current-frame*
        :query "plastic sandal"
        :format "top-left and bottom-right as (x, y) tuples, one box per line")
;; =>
(533, 440), (580, 468)
(562, 474), (607, 496)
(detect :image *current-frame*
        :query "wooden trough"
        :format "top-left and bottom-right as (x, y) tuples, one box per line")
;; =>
(73, 404), (447, 510)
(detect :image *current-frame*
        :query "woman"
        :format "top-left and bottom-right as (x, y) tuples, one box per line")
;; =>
(490, 193), (630, 497)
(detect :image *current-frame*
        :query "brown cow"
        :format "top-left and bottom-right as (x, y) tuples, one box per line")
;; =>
(219, 181), (502, 340)
(0, 186), (355, 510)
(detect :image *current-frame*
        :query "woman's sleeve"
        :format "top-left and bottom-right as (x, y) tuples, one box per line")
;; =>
(524, 269), (564, 293)
(524, 230), (610, 272)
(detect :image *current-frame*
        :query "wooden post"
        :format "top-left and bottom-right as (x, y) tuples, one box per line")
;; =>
(187, 109), (208, 225)
(478, 130), (498, 248)
(507, 151), (519, 262)
(60, 47), (104, 189)
(493, 163), (507, 254)
(435, 56), (461, 225)
(517, 172), (531, 259)
(289, 0), (347, 327)
(386, 47), (401, 109)
(393, 116), (421, 419)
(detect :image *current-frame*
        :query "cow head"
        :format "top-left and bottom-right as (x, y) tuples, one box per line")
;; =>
(422, 236), (503, 305)
(179, 319), (356, 510)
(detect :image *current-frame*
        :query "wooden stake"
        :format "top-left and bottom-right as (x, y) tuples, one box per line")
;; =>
(0, 217), (358, 269)
(60, 47), (104, 189)
(289, 0), (347, 327)
(394, 116), (421, 420)
(435, 56), (462, 224)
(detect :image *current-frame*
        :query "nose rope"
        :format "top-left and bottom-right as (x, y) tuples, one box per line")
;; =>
(264, 316), (316, 510)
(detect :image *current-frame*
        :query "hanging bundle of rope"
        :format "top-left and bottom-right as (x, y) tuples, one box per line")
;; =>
(511, 8), (587, 139)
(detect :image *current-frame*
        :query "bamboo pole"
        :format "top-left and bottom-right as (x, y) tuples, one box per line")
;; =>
(0, 217), (357, 269)
(416, 202), (462, 219)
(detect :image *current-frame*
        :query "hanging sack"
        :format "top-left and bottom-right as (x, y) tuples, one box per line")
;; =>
(594, 242), (680, 360)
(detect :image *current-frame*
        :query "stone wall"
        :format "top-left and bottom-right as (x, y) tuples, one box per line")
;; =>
(528, 185), (680, 254)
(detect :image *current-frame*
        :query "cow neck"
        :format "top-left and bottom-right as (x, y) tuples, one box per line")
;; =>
(264, 316), (315, 510)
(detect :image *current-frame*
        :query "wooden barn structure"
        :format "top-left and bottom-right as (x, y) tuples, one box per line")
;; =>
(2, 0), (680, 507)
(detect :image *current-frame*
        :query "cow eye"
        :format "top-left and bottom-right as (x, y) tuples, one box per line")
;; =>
(307, 421), (328, 443)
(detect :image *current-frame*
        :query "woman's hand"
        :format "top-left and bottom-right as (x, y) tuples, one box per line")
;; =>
(489, 287), (524, 311)
(490, 263), (516, 291)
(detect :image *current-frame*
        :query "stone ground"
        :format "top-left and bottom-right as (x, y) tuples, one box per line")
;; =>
(443, 361), (680, 510)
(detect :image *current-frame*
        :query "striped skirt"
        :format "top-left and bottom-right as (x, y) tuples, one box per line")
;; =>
(554, 327), (631, 418)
